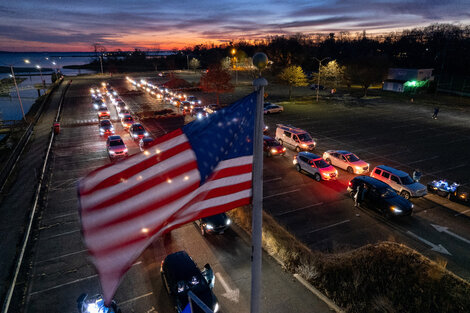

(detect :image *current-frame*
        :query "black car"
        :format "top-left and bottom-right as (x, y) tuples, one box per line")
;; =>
(195, 212), (231, 236)
(161, 251), (219, 313)
(347, 176), (413, 218)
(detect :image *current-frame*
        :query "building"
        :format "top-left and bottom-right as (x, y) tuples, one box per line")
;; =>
(383, 68), (434, 93)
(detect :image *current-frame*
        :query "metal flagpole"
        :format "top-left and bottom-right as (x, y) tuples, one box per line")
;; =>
(251, 53), (268, 313)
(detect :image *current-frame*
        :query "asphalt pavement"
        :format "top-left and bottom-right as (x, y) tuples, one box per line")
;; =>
(14, 75), (333, 313)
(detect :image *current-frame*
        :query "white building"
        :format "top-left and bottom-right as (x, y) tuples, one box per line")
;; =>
(383, 68), (434, 92)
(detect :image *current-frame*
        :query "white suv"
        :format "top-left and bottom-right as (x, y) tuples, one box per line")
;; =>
(293, 152), (338, 181)
(370, 165), (427, 199)
(275, 124), (316, 152)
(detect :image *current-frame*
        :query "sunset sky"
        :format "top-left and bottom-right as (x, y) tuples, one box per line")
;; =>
(1, 0), (469, 52)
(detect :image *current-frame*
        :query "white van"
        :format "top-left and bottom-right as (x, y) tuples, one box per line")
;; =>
(275, 124), (316, 152)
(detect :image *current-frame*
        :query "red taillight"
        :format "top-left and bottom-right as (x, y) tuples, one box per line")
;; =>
(348, 181), (352, 186)
(282, 147), (286, 152)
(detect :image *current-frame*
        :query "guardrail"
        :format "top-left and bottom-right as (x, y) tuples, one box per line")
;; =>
(0, 78), (63, 194)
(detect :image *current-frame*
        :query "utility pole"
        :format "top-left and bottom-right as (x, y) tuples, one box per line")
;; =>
(10, 66), (26, 122)
(186, 55), (189, 70)
(313, 57), (330, 102)
(99, 55), (104, 75)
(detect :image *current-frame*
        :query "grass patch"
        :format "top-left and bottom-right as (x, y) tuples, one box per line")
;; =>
(228, 206), (470, 313)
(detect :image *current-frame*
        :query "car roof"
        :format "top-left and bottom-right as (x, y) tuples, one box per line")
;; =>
(122, 114), (132, 118)
(141, 137), (153, 142)
(352, 176), (390, 189)
(276, 124), (307, 134)
(263, 135), (274, 141)
(376, 165), (408, 176)
(164, 251), (201, 281)
(336, 150), (351, 154)
(298, 152), (321, 159)
(108, 135), (121, 140)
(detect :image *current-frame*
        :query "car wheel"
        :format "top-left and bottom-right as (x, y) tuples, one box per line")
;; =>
(326, 158), (331, 165)
(347, 167), (354, 174)
(200, 225), (206, 236)
(400, 191), (411, 200)
(314, 173), (321, 182)
(295, 146), (301, 152)
(295, 164), (301, 172)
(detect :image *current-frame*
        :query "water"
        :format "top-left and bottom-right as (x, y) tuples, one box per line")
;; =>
(0, 52), (97, 121)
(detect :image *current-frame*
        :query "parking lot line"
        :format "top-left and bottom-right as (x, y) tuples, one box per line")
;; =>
(263, 189), (300, 199)
(42, 229), (81, 240)
(407, 155), (439, 165)
(264, 177), (282, 183)
(455, 209), (470, 217)
(274, 202), (324, 216)
(29, 262), (142, 296)
(429, 163), (467, 175)
(36, 249), (88, 264)
(42, 211), (77, 221)
(307, 219), (350, 234)
(118, 292), (153, 306)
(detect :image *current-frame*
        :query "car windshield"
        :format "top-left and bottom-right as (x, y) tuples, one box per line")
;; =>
(101, 121), (111, 126)
(380, 188), (396, 198)
(400, 175), (414, 185)
(297, 133), (312, 141)
(133, 125), (144, 131)
(345, 153), (360, 162)
(314, 159), (330, 168)
(109, 140), (124, 146)
(266, 140), (279, 146)
(124, 117), (133, 122)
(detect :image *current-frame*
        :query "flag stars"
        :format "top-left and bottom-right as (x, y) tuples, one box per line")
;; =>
(184, 176), (189, 181)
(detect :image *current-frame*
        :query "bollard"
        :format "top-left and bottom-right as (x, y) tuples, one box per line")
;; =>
(53, 122), (60, 135)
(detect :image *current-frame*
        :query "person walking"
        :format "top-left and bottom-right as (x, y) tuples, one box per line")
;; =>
(202, 263), (215, 289)
(412, 169), (422, 182)
(354, 183), (366, 207)
(432, 107), (440, 119)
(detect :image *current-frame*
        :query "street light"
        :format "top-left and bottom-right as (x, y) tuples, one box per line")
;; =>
(36, 65), (46, 88)
(231, 48), (238, 85)
(313, 57), (330, 102)
(9, 65), (26, 121)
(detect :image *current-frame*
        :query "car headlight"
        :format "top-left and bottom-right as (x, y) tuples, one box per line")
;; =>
(133, 134), (138, 138)
(391, 206), (402, 213)
(355, 166), (362, 171)
(197, 113), (202, 119)
(123, 148), (128, 153)
(301, 144), (308, 148)
(322, 172), (329, 177)
(144, 132), (149, 136)
(109, 150), (115, 154)
(271, 148), (277, 154)
(213, 302), (219, 313)
(226, 219), (231, 225)
(205, 224), (214, 230)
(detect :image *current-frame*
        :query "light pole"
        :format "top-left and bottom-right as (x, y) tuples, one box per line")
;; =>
(231, 48), (238, 85)
(99, 55), (104, 75)
(36, 65), (45, 88)
(186, 54), (189, 71)
(9, 65), (26, 122)
(313, 57), (330, 102)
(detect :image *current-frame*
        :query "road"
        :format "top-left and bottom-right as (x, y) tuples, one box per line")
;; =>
(18, 76), (332, 313)
(263, 99), (470, 279)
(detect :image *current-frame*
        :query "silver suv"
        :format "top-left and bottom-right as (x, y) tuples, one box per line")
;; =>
(370, 165), (426, 199)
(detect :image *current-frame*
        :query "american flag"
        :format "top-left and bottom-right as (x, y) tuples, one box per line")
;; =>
(78, 92), (257, 304)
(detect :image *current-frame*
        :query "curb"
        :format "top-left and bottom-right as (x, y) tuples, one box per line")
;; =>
(423, 193), (470, 217)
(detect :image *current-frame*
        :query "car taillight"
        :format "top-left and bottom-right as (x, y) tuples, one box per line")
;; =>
(348, 181), (352, 186)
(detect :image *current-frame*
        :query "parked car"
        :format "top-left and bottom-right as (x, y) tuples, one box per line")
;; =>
(347, 176), (413, 218)
(121, 114), (135, 129)
(129, 123), (148, 140)
(161, 251), (219, 313)
(97, 107), (110, 119)
(116, 101), (128, 113)
(263, 135), (286, 157)
(370, 165), (427, 199)
(98, 119), (114, 136)
(106, 135), (128, 160)
(195, 213), (231, 236)
(275, 124), (316, 152)
(139, 137), (154, 152)
(264, 104), (284, 114)
(323, 150), (369, 174)
(293, 152), (338, 181)
(191, 106), (207, 119)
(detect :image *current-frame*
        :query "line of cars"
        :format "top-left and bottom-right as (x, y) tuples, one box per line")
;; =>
(91, 83), (153, 161)
(264, 122), (427, 218)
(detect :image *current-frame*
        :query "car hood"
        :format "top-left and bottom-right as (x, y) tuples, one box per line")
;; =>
(319, 165), (336, 173)
(201, 213), (228, 226)
(404, 182), (426, 192)
(109, 145), (126, 151)
(385, 195), (413, 211)
(350, 160), (368, 167)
